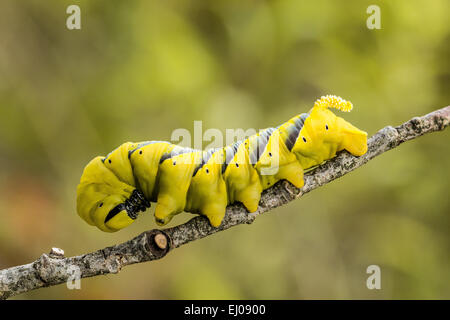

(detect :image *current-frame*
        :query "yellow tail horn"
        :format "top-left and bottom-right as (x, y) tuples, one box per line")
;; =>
(313, 95), (353, 112)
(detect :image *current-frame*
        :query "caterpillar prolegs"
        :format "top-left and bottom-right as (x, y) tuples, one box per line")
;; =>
(76, 95), (368, 232)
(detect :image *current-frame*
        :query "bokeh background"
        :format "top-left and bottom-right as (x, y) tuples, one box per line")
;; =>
(0, 0), (449, 299)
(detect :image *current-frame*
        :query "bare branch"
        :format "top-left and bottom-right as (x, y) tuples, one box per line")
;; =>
(1, 106), (449, 299)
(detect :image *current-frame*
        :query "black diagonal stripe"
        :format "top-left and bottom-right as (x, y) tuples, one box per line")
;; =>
(159, 146), (197, 164)
(102, 145), (121, 163)
(193, 148), (219, 176)
(128, 140), (167, 158)
(104, 203), (127, 223)
(258, 128), (275, 162)
(249, 127), (275, 165)
(222, 141), (242, 173)
(285, 113), (309, 151)
(299, 112), (309, 123)
(159, 152), (172, 164)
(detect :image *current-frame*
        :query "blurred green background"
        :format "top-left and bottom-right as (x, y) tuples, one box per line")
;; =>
(0, 0), (449, 299)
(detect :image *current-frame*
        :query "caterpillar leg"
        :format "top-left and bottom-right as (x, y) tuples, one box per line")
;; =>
(233, 167), (262, 212)
(154, 196), (180, 226)
(186, 150), (228, 227)
(202, 203), (226, 227)
(275, 161), (304, 188)
(155, 151), (201, 225)
(256, 129), (304, 189)
(234, 184), (261, 213)
(223, 142), (263, 213)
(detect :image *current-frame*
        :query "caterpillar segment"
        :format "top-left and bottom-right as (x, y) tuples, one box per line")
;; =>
(76, 95), (368, 232)
(223, 141), (262, 213)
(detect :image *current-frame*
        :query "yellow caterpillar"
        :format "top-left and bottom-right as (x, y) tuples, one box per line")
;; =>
(77, 95), (368, 232)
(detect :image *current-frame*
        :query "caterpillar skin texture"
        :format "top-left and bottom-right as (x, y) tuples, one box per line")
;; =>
(77, 96), (368, 232)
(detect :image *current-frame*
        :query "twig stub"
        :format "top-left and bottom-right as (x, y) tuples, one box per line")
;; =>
(154, 233), (167, 250)
(49, 248), (65, 259)
(142, 230), (171, 259)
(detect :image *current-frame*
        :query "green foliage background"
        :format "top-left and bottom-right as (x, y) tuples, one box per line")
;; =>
(0, 0), (448, 299)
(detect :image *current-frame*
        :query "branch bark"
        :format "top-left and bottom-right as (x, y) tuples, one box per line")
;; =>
(1, 106), (449, 299)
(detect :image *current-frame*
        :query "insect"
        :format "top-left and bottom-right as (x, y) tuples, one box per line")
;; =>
(76, 95), (368, 232)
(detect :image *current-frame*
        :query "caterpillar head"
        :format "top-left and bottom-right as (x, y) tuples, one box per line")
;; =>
(76, 151), (150, 232)
(307, 95), (368, 156)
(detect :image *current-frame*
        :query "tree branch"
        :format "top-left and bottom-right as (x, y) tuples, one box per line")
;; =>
(1, 106), (449, 299)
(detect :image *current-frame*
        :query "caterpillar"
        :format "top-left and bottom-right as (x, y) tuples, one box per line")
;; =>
(76, 95), (368, 232)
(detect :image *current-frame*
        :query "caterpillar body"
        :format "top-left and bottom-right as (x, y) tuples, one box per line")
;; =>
(77, 96), (368, 232)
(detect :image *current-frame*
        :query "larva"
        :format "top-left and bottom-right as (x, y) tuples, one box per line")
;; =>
(76, 95), (368, 232)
